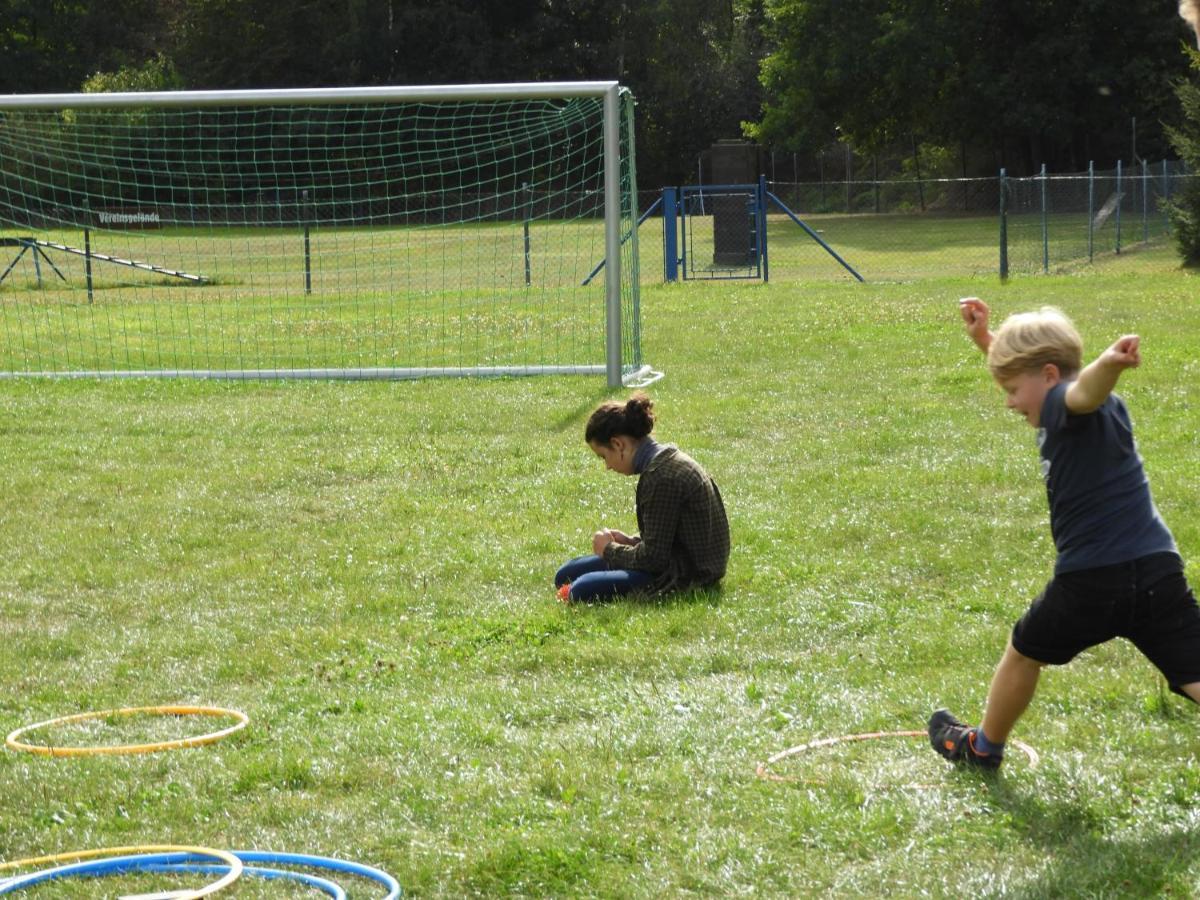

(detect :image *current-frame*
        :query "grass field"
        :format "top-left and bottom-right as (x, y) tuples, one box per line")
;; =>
(2, 212), (1167, 377)
(1, 242), (1198, 896)
(0, 221), (618, 374)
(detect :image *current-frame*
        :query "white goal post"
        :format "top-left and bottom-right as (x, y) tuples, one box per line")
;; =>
(0, 82), (650, 386)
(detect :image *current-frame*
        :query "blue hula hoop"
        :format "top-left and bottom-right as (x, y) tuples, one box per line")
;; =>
(137, 863), (345, 898)
(0, 849), (401, 898)
(234, 850), (401, 898)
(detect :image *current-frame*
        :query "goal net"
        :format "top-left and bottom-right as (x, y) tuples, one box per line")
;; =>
(0, 83), (647, 385)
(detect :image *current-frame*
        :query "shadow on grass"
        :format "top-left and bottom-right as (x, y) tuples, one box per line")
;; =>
(548, 385), (629, 434)
(987, 777), (1200, 895)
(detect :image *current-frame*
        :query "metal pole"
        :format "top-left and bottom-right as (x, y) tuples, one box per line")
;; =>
(845, 144), (851, 213)
(819, 150), (825, 209)
(765, 191), (863, 281)
(83, 198), (94, 304)
(603, 85), (622, 387)
(758, 174), (769, 283)
(1142, 159), (1148, 243)
(1164, 159), (1171, 232)
(302, 189), (312, 294)
(873, 157), (880, 214)
(0, 80), (625, 110)
(999, 168), (1008, 280)
(523, 219), (532, 286)
(1115, 160), (1122, 254)
(662, 188), (678, 282)
(1040, 163), (1048, 274)
(1088, 161), (1094, 262)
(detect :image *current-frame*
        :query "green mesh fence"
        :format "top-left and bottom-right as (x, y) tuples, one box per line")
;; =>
(1002, 162), (1182, 275)
(0, 85), (644, 382)
(640, 163), (1188, 284)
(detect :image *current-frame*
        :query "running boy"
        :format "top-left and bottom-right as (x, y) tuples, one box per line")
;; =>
(929, 299), (1200, 769)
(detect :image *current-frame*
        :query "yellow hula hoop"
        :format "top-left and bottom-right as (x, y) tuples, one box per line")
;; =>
(0, 844), (242, 898)
(755, 729), (1040, 782)
(4, 705), (249, 757)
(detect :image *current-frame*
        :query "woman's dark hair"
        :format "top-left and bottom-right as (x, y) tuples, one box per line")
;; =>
(585, 392), (655, 445)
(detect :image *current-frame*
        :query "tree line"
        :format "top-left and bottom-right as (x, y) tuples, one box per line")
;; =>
(0, 0), (1197, 187)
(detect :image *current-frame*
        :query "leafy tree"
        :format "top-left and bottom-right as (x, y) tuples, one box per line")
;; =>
(81, 53), (183, 94)
(0, 0), (167, 93)
(751, 0), (1196, 174)
(1166, 47), (1200, 264)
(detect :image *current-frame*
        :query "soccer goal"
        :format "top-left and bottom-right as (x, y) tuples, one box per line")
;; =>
(0, 82), (649, 386)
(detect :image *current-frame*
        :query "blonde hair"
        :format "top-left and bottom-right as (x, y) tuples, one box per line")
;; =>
(1182, 0), (1200, 35)
(987, 307), (1083, 381)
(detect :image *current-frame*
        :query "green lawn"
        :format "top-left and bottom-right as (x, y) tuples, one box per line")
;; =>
(3, 213), (1169, 376)
(1, 244), (1198, 896)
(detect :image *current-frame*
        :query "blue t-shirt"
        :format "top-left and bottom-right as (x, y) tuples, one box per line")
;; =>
(1038, 381), (1177, 573)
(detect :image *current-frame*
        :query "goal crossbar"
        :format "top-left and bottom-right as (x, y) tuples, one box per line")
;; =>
(0, 82), (623, 110)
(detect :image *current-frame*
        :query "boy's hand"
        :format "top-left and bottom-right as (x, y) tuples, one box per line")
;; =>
(1065, 334), (1141, 414)
(958, 297), (992, 353)
(606, 529), (638, 546)
(1100, 335), (1140, 370)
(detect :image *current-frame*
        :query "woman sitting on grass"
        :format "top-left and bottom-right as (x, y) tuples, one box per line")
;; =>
(555, 393), (730, 603)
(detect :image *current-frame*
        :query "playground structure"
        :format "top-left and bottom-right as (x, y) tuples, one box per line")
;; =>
(586, 175), (863, 286)
(0, 235), (207, 297)
(667, 176), (862, 282)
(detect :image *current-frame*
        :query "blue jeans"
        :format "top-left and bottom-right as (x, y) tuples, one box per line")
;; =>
(554, 554), (653, 602)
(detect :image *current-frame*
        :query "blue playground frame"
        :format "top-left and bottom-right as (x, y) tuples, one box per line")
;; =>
(584, 175), (862, 285)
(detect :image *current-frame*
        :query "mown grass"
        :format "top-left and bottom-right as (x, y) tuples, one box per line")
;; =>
(0, 243), (1198, 897)
(3, 213), (1169, 375)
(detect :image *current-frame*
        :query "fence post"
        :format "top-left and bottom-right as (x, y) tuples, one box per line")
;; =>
(83, 198), (93, 304)
(1163, 159), (1171, 232)
(998, 168), (1008, 280)
(1040, 163), (1048, 274)
(1161, 160), (1171, 234)
(662, 187), (678, 282)
(1141, 159), (1149, 243)
(1088, 161), (1094, 262)
(818, 150), (826, 210)
(758, 174), (769, 284)
(1115, 160), (1122, 254)
(873, 157), (880, 214)
(302, 189), (313, 294)
(845, 144), (852, 213)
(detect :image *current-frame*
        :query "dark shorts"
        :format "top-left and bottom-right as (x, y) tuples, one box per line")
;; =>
(1011, 552), (1200, 696)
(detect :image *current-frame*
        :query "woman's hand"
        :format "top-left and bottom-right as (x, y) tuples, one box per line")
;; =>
(592, 529), (614, 556)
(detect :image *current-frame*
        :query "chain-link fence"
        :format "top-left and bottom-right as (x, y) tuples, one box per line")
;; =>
(636, 161), (1192, 283)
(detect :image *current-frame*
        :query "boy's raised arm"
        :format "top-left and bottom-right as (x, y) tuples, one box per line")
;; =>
(958, 297), (993, 354)
(1065, 335), (1141, 414)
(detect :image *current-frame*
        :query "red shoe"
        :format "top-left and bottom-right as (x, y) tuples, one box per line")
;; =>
(556, 583), (572, 604)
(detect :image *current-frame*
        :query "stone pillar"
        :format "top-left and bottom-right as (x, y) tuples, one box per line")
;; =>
(708, 140), (759, 266)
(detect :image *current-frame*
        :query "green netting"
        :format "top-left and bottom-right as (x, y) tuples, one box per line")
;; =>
(0, 87), (642, 381)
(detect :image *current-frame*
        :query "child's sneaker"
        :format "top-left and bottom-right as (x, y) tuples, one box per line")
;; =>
(928, 709), (1002, 770)
(556, 583), (572, 604)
